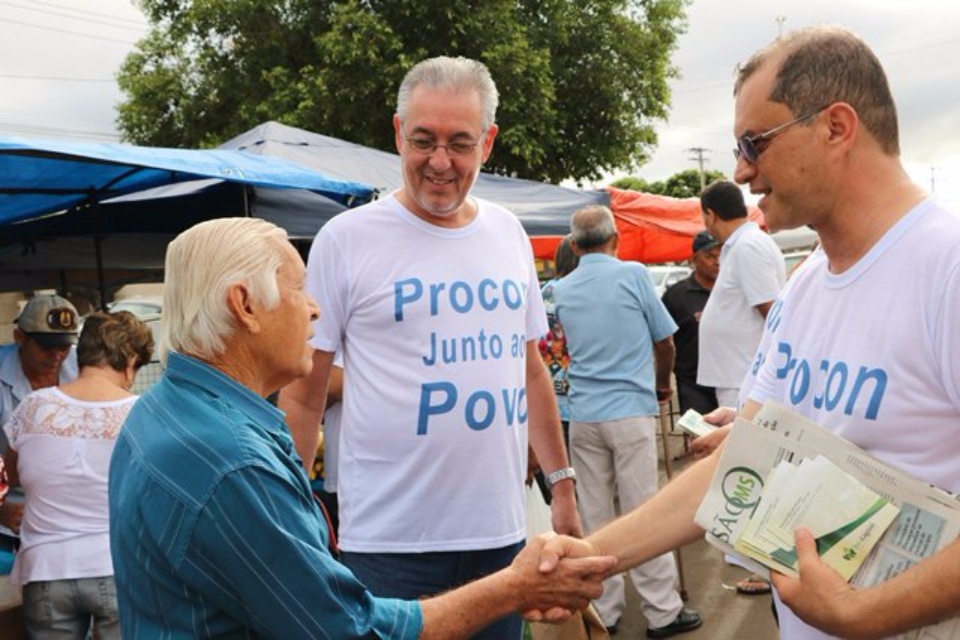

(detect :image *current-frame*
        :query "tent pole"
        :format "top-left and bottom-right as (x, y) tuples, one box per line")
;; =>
(93, 205), (108, 311)
(242, 185), (251, 216)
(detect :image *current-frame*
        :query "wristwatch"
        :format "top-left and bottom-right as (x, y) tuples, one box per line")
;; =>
(544, 466), (577, 491)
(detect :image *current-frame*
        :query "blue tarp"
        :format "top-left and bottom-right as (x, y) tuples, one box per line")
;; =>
(0, 136), (374, 227)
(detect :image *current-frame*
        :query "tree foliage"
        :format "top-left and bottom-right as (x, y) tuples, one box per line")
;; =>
(611, 168), (727, 198)
(117, 0), (688, 183)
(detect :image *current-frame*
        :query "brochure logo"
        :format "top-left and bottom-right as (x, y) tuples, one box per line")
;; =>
(710, 466), (764, 542)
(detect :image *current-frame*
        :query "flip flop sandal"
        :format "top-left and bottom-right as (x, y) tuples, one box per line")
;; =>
(736, 575), (772, 595)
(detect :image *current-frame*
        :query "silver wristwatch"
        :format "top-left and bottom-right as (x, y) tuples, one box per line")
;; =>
(544, 466), (577, 491)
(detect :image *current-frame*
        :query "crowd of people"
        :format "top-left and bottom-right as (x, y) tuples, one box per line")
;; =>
(0, 22), (957, 640)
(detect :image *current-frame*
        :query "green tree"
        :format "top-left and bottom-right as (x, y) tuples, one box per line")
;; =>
(117, 0), (688, 183)
(612, 168), (726, 198)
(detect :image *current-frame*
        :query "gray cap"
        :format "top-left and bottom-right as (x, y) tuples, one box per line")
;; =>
(17, 294), (80, 348)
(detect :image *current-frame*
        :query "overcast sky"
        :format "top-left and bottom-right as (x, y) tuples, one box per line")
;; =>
(2, 0), (959, 204)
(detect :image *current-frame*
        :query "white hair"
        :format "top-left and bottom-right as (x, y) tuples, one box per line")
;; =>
(396, 56), (499, 131)
(160, 217), (288, 364)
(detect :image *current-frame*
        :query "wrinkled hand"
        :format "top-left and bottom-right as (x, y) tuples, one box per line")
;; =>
(513, 533), (616, 623)
(771, 528), (860, 636)
(0, 501), (23, 534)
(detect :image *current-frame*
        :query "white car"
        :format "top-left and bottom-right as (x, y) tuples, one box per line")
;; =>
(647, 265), (692, 297)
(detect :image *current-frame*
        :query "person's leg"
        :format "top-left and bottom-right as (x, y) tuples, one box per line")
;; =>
(457, 542), (525, 640)
(340, 550), (457, 600)
(78, 576), (120, 640)
(22, 579), (89, 640)
(341, 545), (524, 640)
(676, 379), (718, 415)
(570, 420), (624, 629)
(607, 416), (685, 629)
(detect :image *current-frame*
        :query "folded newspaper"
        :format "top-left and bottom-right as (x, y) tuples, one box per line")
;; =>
(694, 403), (960, 640)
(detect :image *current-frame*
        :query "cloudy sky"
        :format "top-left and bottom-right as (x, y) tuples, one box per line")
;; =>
(2, 0), (959, 203)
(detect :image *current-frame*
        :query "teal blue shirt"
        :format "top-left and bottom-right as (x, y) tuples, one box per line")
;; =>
(554, 254), (677, 422)
(109, 352), (422, 639)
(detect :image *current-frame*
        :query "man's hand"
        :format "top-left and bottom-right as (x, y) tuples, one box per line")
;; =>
(690, 406), (737, 458)
(772, 528), (862, 636)
(512, 533), (616, 623)
(690, 423), (731, 458)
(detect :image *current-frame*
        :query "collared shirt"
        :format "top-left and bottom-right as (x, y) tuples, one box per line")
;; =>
(660, 274), (712, 382)
(554, 253), (677, 422)
(109, 352), (422, 639)
(0, 343), (78, 452)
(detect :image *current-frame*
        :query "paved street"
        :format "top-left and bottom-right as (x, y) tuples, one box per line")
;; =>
(610, 423), (780, 639)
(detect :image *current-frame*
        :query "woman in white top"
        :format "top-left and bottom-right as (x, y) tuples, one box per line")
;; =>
(2, 311), (153, 640)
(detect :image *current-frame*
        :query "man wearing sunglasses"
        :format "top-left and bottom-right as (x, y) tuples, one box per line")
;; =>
(536, 25), (960, 640)
(0, 295), (79, 547)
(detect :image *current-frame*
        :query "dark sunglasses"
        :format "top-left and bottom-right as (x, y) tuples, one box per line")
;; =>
(733, 105), (830, 163)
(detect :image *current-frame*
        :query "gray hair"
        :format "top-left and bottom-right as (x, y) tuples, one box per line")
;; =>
(397, 56), (499, 131)
(735, 26), (899, 155)
(160, 218), (289, 364)
(570, 205), (617, 251)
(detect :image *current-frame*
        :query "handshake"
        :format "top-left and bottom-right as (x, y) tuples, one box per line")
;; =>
(507, 533), (617, 623)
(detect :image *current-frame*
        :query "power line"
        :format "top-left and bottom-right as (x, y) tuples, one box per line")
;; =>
(0, 73), (114, 83)
(0, 0), (145, 31)
(0, 120), (120, 142)
(0, 16), (138, 45)
(29, 0), (146, 27)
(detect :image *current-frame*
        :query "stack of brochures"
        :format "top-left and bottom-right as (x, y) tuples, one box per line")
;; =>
(694, 403), (960, 640)
(733, 455), (900, 580)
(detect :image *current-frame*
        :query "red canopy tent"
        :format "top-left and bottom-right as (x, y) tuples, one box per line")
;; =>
(530, 187), (766, 263)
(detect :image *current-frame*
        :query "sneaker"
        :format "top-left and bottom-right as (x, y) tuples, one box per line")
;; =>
(646, 607), (703, 639)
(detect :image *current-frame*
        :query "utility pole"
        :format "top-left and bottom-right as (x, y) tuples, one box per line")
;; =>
(686, 147), (711, 190)
(776, 15), (787, 37)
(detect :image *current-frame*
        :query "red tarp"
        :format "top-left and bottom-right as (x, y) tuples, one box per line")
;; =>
(530, 187), (766, 263)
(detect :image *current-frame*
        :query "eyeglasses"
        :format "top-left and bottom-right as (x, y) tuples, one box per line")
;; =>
(733, 105), (830, 163)
(405, 137), (480, 156)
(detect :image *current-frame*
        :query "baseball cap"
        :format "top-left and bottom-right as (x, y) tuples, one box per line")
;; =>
(692, 231), (720, 253)
(17, 294), (80, 348)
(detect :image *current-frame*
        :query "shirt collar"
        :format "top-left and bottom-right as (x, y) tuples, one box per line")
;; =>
(165, 352), (285, 428)
(723, 220), (757, 248)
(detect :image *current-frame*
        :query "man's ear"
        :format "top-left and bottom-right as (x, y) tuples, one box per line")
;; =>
(570, 240), (585, 257)
(226, 283), (259, 333)
(12, 327), (25, 346)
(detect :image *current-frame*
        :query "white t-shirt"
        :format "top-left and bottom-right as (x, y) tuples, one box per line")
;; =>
(698, 221), (786, 389)
(307, 194), (547, 553)
(746, 200), (960, 640)
(3, 387), (137, 585)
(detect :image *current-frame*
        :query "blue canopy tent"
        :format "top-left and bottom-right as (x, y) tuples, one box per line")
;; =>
(0, 136), (374, 300)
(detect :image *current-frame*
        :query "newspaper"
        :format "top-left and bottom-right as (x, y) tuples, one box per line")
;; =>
(694, 402), (960, 640)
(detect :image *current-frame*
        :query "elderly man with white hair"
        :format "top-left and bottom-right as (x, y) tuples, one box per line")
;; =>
(108, 217), (614, 640)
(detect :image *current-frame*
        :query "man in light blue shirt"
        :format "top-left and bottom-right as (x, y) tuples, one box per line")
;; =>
(554, 205), (702, 639)
(109, 217), (614, 639)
